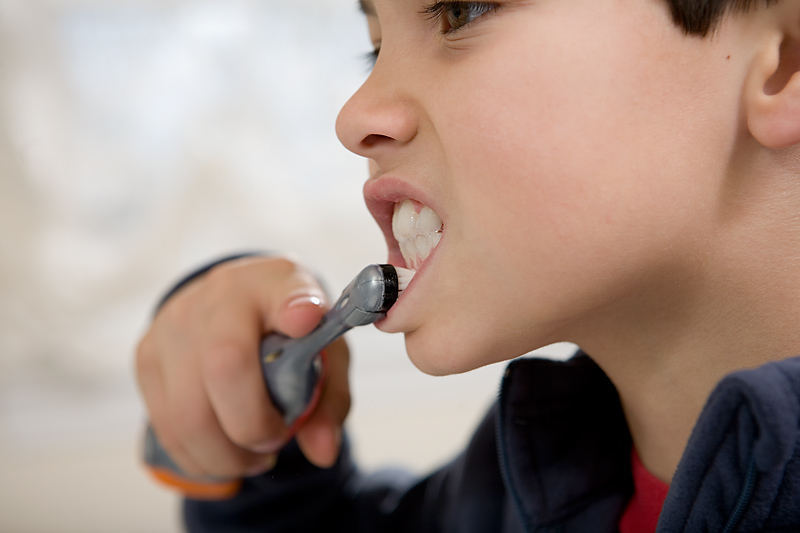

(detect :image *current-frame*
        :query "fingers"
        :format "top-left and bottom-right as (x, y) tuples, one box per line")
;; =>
(136, 333), (206, 476)
(276, 292), (328, 339)
(188, 256), (329, 339)
(162, 355), (258, 477)
(215, 257), (329, 338)
(200, 317), (289, 454)
(135, 256), (338, 479)
(145, 322), (271, 478)
(295, 337), (351, 468)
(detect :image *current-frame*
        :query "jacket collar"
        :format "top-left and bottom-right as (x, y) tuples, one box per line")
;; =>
(497, 353), (800, 532)
(497, 353), (632, 532)
(658, 356), (800, 532)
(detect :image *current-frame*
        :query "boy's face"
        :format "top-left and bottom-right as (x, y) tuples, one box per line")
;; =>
(337, 0), (747, 375)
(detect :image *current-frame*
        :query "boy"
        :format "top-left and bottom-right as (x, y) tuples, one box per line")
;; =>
(136, 0), (800, 531)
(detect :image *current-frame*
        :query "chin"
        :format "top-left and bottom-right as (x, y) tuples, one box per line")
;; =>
(403, 332), (464, 376)
(402, 328), (502, 377)
(403, 318), (560, 376)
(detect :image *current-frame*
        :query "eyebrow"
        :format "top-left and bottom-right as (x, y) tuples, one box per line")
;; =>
(358, 0), (377, 16)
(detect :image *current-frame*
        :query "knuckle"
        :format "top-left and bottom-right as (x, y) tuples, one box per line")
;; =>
(204, 262), (240, 293)
(202, 341), (252, 383)
(171, 403), (215, 442)
(208, 256), (297, 287)
(263, 256), (321, 291)
(262, 256), (298, 277)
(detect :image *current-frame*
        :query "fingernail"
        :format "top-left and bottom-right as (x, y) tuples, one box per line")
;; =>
(246, 454), (277, 477)
(286, 294), (323, 309)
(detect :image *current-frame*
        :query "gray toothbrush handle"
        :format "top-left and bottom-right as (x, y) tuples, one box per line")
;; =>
(259, 264), (397, 425)
(259, 329), (333, 428)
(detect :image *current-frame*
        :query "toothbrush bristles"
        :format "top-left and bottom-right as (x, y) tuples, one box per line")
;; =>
(395, 267), (415, 291)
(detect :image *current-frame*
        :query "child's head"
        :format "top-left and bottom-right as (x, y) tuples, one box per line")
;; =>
(336, 0), (800, 376)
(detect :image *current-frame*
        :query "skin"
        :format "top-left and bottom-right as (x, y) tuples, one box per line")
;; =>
(337, 0), (800, 481)
(136, 0), (800, 486)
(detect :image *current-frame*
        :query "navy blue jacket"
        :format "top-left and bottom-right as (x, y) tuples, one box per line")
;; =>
(183, 352), (800, 532)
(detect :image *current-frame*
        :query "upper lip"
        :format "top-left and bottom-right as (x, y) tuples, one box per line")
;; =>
(362, 175), (442, 268)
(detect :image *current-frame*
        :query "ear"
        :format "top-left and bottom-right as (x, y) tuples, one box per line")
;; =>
(746, 14), (800, 149)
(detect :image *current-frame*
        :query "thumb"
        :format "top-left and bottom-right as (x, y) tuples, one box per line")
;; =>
(275, 290), (328, 338)
(247, 258), (328, 338)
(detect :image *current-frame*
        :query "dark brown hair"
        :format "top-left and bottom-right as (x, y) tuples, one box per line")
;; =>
(668, 0), (779, 35)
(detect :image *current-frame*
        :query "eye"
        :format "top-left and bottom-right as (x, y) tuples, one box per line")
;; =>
(422, 2), (501, 34)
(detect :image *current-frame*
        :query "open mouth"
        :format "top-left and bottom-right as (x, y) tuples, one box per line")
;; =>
(392, 199), (443, 271)
(363, 178), (445, 276)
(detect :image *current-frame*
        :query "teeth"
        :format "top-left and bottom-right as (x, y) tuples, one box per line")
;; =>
(392, 199), (443, 270)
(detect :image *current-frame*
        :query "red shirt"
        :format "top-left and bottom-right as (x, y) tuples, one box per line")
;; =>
(619, 450), (671, 533)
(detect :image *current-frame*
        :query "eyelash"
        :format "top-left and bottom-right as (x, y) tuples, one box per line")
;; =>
(361, 1), (501, 69)
(422, 1), (501, 35)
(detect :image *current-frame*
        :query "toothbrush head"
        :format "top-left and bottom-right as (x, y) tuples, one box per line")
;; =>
(373, 265), (415, 311)
(348, 264), (415, 314)
(395, 266), (415, 292)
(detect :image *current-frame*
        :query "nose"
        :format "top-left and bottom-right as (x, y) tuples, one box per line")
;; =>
(335, 67), (419, 159)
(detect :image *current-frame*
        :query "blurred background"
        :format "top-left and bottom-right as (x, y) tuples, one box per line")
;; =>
(0, 1), (573, 531)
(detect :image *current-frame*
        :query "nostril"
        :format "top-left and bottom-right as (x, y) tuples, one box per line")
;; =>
(362, 134), (395, 148)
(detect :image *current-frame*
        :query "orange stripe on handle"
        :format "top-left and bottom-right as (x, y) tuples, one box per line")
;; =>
(146, 465), (242, 500)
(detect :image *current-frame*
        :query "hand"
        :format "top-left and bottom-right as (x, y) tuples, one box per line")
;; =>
(135, 256), (351, 478)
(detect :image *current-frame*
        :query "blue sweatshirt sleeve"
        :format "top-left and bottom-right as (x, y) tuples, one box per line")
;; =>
(183, 404), (507, 533)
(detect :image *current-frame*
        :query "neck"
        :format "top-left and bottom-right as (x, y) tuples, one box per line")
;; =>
(572, 193), (800, 483)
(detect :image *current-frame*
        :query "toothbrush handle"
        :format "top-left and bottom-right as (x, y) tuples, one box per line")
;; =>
(143, 331), (328, 500)
(259, 331), (329, 433)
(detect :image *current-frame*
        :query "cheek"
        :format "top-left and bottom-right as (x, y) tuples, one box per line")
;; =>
(413, 6), (738, 367)
(405, 0), (755, 376)
(445, 10), (733, 255)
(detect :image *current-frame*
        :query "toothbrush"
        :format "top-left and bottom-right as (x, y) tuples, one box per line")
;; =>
(144, 264), (414, 499)
(260, 263), (414, 430)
